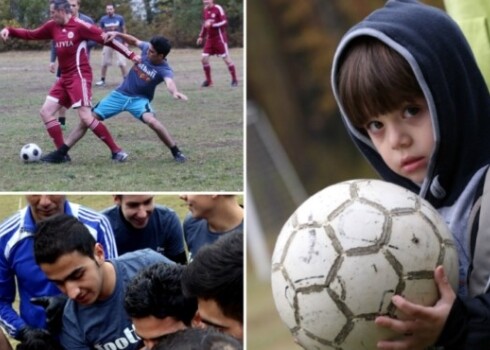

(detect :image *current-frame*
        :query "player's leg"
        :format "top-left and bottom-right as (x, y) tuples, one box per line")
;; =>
(64, 120), (88, 148)
(54, 66), (68, 128)
(96, 46), (111, 86)
(141, 112), (186, 163)
(223, 55), (238, 87)
(39, 97), (72, 163)
(201, 54), (212, 87)
(220, 42), (237, 86)
(39, 98), (65, 150)
(78, 106), (128, 161)
(58, 106), (67, 129)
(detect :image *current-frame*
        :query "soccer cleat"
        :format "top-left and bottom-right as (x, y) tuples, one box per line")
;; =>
(95, 80), (105, 87)
(112, 150), (128, 162)
(41, 150), (71, 164)
(231, 80), (238, 87)
(173, 151), (187, 163)
(201, 80), (212, 87)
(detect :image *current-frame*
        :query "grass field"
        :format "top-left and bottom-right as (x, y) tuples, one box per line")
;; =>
(0, 48), (243, 192)
(247, 264), (303, 350)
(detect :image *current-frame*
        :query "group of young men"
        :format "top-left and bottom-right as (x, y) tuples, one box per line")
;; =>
(0, 194), (244, 349)
(0, 0), (238, 165)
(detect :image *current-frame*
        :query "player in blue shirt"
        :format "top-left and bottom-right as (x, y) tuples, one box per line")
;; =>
(180, 195), (243, 261)
(56, 33), (188, 163)
(33, 214), (171, 350)
(0, 195), (117, 343)
(102, 195), (187, 264)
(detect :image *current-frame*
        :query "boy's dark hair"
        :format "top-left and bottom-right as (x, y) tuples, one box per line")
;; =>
(337, 36), (423, 128)
(50, 0), (71, 12)
(150, 36), (171, 57)
(124, 263), (197, 326)
(181, 232), (243, 323)
(154, 327), (243, 350)
(34, 214), (96, 265)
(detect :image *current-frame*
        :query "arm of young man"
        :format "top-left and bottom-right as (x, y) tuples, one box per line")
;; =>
(210, 5), (228, 29)
(95, 215), (119, 259)
(1, 22), (54, 42)
(164, 77), (188, 101)
(76, 20), (139, 63)
(0, 266), (25, 338)
(104, 31), (142, 47)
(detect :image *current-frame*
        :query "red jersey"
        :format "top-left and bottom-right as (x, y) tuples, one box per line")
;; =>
(8, 17), (134, 78)
(199, 4), (228, 43)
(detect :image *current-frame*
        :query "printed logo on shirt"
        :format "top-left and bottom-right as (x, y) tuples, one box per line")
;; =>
(56, 41), (74, 48)
(134, 63), (157, 82)
(67, 31), (74, 39)
(93, 326), (140, 350)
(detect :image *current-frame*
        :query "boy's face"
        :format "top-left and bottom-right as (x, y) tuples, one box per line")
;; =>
(40, 244), (106, 305)
(364, 98), (434, 185)
(195, 298), (243, 340)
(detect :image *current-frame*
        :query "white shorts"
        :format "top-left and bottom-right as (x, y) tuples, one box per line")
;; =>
(102, 45), (127, 67)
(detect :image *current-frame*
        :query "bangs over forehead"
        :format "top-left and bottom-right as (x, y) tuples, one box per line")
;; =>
(337, 36), (423, 127)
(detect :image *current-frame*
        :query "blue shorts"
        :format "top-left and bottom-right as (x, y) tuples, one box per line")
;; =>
(93, 90), (154, 121)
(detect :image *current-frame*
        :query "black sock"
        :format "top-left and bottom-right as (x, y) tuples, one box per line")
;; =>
(170, 145), (180, 156)
(58, 144), (70, 155)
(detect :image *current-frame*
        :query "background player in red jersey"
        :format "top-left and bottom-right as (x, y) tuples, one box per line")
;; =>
(197, 0), (238, 87)
(0, 0), (140, 163)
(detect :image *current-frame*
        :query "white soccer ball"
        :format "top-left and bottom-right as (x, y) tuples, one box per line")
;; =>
(271, 179), (459, 350)
(20, 143), (42, 163)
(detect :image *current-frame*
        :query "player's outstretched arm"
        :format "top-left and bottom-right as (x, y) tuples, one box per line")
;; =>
(103, 31), (141, 47)
(374, 266), (455, 350)
(164, 77), (188, 101)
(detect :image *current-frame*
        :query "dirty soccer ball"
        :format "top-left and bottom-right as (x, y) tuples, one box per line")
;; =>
(20, 143), (42, 163)
(271, 179), (459, 350)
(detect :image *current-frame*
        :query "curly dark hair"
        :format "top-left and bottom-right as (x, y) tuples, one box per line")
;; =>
(124, 263), (197, 326)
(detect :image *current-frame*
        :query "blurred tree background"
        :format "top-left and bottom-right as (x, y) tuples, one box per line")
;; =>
(0, 0), (243, 51)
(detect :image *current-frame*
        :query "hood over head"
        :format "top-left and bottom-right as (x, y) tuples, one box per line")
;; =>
(331, 0), (490, 208)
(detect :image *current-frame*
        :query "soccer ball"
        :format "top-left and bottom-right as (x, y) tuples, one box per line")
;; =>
(271, 179), (459, 350)
(20, 143), (42, 163)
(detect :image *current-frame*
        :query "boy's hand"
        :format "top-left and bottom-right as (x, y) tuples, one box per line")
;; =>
(375, 266), (456, 350)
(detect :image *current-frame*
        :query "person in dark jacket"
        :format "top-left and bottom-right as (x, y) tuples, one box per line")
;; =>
(331, 0), (490, 349)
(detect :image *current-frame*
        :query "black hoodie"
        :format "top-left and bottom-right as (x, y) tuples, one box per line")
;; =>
(331, 0), (490, 348)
